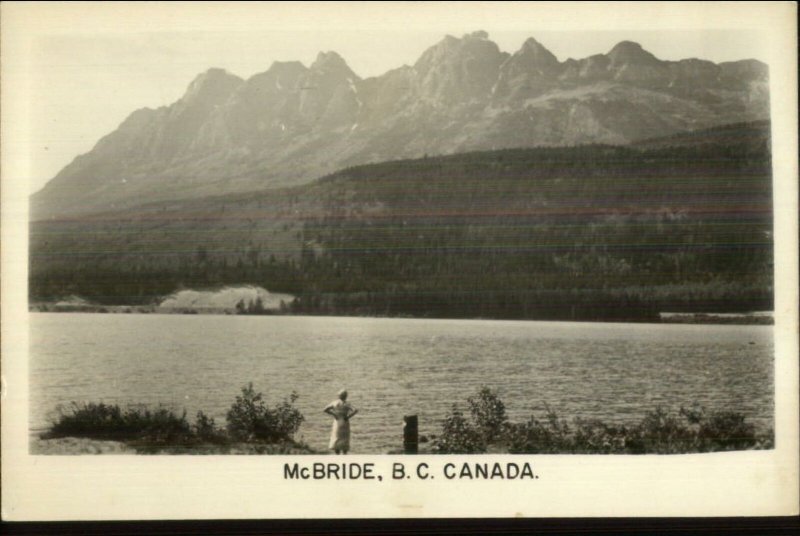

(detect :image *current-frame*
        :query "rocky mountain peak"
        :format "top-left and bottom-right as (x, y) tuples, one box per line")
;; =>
(413, 31), (506, 101)
(183, 68), (244, 104)
(514, 37), (560, 70)
(242, 61), (308, 94)
(191, 67), (237, 82)
(607, 41), (661, 66)
(520, 36), (552, 53)
(415, 31), (504, 70)
(231, 61), (308, 108)
(311, 51), (356, 78)
(492, 36), (561, 100)
(464, 30), (490, 41)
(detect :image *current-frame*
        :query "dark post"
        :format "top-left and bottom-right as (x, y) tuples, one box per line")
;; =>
(403, 414), (418, 454)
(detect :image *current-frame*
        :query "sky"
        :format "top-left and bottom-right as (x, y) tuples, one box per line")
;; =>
(1, 2), (778, 194)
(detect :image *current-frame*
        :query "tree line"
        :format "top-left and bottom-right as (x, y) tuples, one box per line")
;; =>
(30, 122), (773, 321)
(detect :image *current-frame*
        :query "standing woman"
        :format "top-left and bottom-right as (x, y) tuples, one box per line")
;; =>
(324, 389), (358, 454)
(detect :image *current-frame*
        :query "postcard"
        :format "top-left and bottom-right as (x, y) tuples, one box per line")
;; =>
(2, 1), (797, 520)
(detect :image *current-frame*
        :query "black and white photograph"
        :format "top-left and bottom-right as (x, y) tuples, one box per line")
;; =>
(2, 1), (797, 521)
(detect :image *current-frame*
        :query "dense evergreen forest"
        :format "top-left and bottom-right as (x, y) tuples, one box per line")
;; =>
(30, 121), (773, 321)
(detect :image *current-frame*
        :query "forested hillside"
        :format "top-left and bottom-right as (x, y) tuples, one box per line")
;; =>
(30, 121), (772, 321)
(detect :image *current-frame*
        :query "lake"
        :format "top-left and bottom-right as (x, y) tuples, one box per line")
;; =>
(29, 313), (774, 453)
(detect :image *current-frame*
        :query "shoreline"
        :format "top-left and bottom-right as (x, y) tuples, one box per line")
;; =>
(30, 435), (320, 455)
(28, 304), (774, 325)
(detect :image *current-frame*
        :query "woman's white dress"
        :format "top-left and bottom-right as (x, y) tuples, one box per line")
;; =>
(325, 399), (353, 451)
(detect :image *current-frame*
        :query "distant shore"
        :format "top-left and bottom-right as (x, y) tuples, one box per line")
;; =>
(29, 302), (774, 325)
(658, 311), (773, 325)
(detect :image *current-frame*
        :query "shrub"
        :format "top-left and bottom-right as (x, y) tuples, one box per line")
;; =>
(468, 387), (508, 443)
(698, 410), (756, 451)
(679, 406), (759, 452)
(627, 407), (699, 454)
(193, 411), (226, 444)
(44, 387), (311, 452)
(432, 405), (486, 454)
(225, 383), (304, 443)
(47, 402), (192, 444)
(505, 408), (572, 454)
(572, 419), (630, 454)
(48, 402), (125, 439)
(129, 407), (193, 445)
(433, 388), (771, 455)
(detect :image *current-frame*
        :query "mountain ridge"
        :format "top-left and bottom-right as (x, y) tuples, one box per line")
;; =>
(32, 32), (769, 220)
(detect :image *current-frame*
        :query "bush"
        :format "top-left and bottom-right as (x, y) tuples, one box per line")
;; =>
(225, 383), (304, 443)
(48, 402), (124, 439)
(686, 406), (758, 451)
(572, 419), (630, 454)
(432, 405), (486, 454)
(193, 411), (226, 444)
(47, 402), (192, 444)
(433, 388), (772, 455)
(132, 407), (193, 445)
(506, 408), (572, 454)
(45, 386), (308, 452)
(468, 387), (508, 443)
(627, 407), (699, 454)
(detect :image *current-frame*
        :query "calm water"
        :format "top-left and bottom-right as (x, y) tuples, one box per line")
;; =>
(30, 313), (774, 453)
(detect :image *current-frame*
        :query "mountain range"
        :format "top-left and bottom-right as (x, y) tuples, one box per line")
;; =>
(31, 31), (769, 220)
